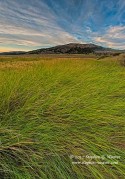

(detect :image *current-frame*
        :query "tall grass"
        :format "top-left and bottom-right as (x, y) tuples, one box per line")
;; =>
(0, 57), (125, 178)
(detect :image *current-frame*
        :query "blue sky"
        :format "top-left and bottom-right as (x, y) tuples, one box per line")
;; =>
(0, 0), (125, 52)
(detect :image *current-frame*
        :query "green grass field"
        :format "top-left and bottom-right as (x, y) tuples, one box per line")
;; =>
(0, 55), (125, 179)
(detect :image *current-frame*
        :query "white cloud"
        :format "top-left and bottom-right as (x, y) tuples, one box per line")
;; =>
(94, 26), (125, 49)
(0, 0), (79, 51)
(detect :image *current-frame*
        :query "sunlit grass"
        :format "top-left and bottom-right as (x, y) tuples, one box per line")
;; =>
(0, 56), (125, 178)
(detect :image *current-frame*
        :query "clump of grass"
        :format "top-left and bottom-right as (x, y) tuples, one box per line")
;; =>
(118, 54), (125, 67)
(0, 56), (125, 178)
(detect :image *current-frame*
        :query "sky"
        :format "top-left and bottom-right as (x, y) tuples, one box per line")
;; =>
(0, 0), (125, 52)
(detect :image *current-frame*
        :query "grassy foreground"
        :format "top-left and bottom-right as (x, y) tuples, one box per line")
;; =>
(0, 56), (125, 178)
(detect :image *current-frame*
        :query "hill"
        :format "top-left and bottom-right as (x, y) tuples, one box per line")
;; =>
(0, 51), (26, 55)
(0, 43), (124, 55)
(28, 43), (124, 55)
